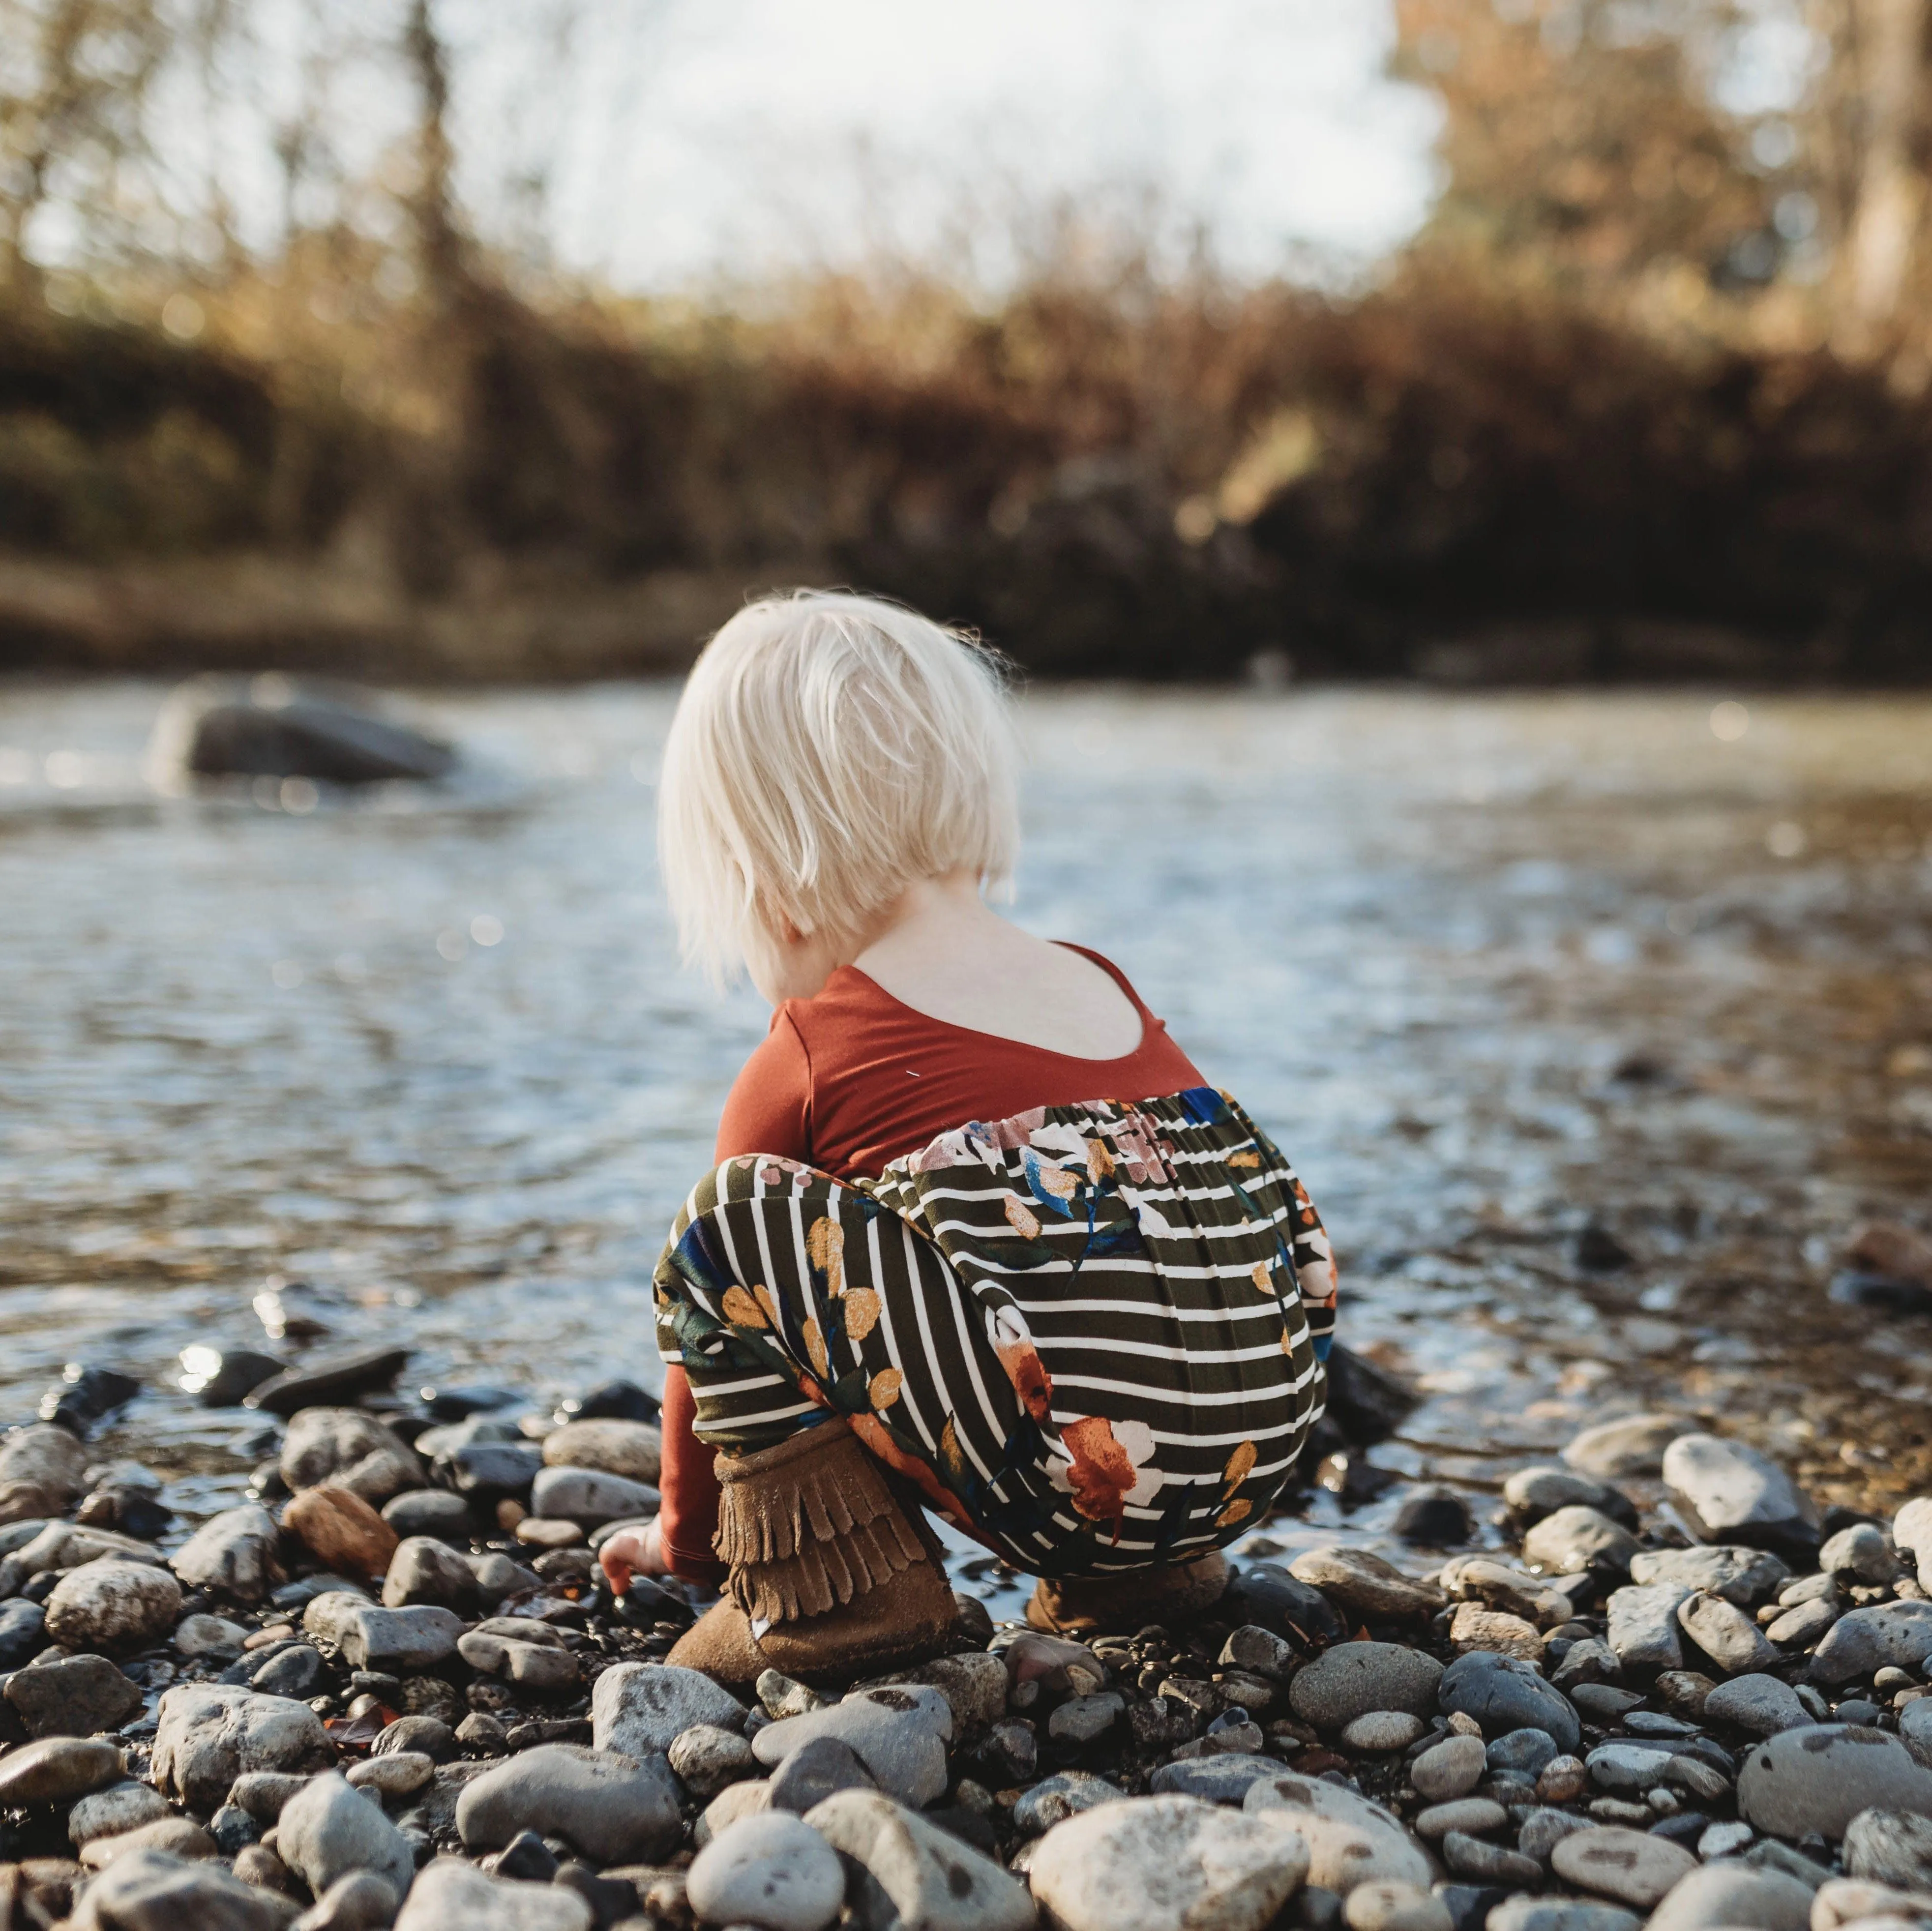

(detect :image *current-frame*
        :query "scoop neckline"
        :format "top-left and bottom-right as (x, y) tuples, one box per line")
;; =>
(831, 945), (1153, 1067)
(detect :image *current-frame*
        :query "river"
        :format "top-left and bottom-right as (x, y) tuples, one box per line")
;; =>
(2, 682), (1929, 1610)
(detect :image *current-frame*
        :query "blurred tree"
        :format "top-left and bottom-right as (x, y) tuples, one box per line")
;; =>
(0, 0), (171, 293)
(1390, 0), (1793, 294)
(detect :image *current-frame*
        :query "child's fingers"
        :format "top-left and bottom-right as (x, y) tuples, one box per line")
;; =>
(599, 1528), (646, 1595)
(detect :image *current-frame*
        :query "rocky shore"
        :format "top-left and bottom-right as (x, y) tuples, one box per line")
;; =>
(0, 1352), (1929, 1931)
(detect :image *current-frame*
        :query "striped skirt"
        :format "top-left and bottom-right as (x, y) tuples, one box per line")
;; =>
(654, 1085), (1335, 1578)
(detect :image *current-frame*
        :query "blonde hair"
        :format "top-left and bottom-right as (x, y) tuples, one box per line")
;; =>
(658, 590), (1021, 983)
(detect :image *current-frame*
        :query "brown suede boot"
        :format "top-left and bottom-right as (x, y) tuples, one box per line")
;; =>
(1024, 1550), (1231, 1634)
(665, 1419), (959, 1690)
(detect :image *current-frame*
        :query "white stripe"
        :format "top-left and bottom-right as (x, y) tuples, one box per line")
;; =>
(693, 1371), (794, 1397)
(724, 1398), (822, 1427)
(1008, 1293), (1285, 1322)
(1043, 1335), (1296, 1367)
(1049, 1362), (1322, 1406)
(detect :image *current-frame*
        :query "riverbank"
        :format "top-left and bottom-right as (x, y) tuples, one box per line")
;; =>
(0, 1357), (1929, 1930)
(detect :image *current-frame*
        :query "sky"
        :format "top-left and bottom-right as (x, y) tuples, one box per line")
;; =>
(440, 0), (1447, 289)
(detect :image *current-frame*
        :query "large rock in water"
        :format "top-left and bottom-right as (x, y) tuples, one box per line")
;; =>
(1661, 1433), (1818, 1558)
(151, 676), (456, 784)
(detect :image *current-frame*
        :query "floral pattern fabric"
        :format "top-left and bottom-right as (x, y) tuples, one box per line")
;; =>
(654, 1085), (1334, 1578)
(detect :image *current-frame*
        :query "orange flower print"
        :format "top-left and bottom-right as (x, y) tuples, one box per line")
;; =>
(986, 1305), (1053, 1422)
(720, 1285), (768, 1329)
(868, 1368), (904, 1410)
(847, 1411), (974, 1530)
(802, 1317), (829, 1378)
(807, 1217), (845, 1295)
(840, 1288), (881, 1344)
(1004, 1195), (1041, 1242)
(1055, 1416), (1160, 1542)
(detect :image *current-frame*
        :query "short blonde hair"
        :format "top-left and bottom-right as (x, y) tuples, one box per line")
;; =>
(658, 590), (1021, 983)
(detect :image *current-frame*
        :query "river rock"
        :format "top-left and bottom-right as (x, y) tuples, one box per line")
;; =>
(1642, 1861), (1815, 1931)
(1703, 1672), (1814, 1736)
(698, 1777), (774, 1848)
(332, 1604), (464, 1672)
(230, 1770), (311, 1821)
(381, 1537), (476, 1610)
(1561, 1414), (1680, 1478)
(5, 1653), (143, 1737)
(1737, 1725), (1932, 1838)
(291, 1870), (400, 1931)
(346, 1751), (434, 1798)
(1439, 1555), (1571, 1625)
(1338, 1882), (1450, 1931)
(1244, 1773), (1431, 1894)
(1289, 1643), (1444, 1729)
(1767, 1595), (1840, 1647)
(1678, 1592), (1778, 1674)
(70, 1782), (171, 1845)
(1288, 1546), (1444, 1621)
(151, 1684), (334, 1812)
(15, 1521), (165, 1571)
(750, 1693), (949, 1807)
(1339, 1711), (1427, 1754)
(541, 1419), (662, 1484)
(246, 1347), (413, 1418)
(1627, 1545), (1789, 1606)
(70, 1844), (286, 1931)
(393, 1856), (592, 1931)
(1439, 1831), (1540, 1887)
(467, 1552), (540, 1609)
(1030, 1790), (1298, 1931)
(45, 1559), (182, 1653)
(1584, 1741), (1676, 1794)
(1436, 1652), (1581, 1754)
(591, 1662), (746, 1756)
(668, 1723), (756, 1798)
(1812, 1876), (1932, 1930)
(765, 1735), (876, 1814)
(1548, 1826), (1694, 1908)
(1662, 1434), (1817, 1555)
(1050, 1692), (1125, 1744)
(1843, 1807), (1932, 1890)
(1414, 1797), (1507, 1841)
(457, 1627), (578, 1690)
(0, 1736), (123, 1805)
(527, 1465), (658, 1526)
(1819, 1522), (1902, 1585)
(283, 1487), (397, 1577)
(1521, 1507), (1638, 1576)
(1486, 1902), (1640, 1931)
(1904, 1700), (1932, 1769)
(170, 1506), (286, 1604)
(0, 1598), (47, 1667)
(1502, 1465), (1637, 1526)
(381, 1489), (472, 1544)
(899, 1651), (1010, 1728)
(0, 1423), (89, 1506)
(1410, 1734), (1487, 1801)
(1517, 1809), (1592, 1867)
(1447, 1604), (1542, 1659)
(456, 1743), (681, 1863)
(1810, 1601), (1932, 1684)
(277, 1770), (416, 1902)
(1223, 1562), (1346, 1648)
(280, 1410), (421, 1504)
(433, 1441), (542, 1501)
(1604, 1582), (1692, 1673)
(1896, 1497), (1932, 1579)
(686, 1809), (846, 1931)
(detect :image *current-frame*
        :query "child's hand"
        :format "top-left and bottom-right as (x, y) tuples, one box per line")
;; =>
(599, 1520), (670, 1595)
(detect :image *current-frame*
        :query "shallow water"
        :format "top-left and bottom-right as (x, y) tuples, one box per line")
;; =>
(2, 683), (1930, 1612)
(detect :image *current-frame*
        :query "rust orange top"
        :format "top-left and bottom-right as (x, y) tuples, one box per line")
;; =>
(654, 946), (1206, 1581)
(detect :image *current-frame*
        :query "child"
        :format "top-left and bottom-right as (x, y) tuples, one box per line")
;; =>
(600, 590), (1336, 1685)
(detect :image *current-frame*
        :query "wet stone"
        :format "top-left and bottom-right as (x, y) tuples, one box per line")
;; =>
(1289, 1643), (1445, 1730)
(590, 1661), (747, 1758)
(5, 1653), (142, 1737)
(1737, 1724), (1932, 1839)
(528, 1464), (658, 1526)
(1810, 1601), (1932, 1684)
(174, 1613), (251, 1660)
(68, 1781), (171, 1845)
(1411, 1734), (1487, 1801)
(0, 1736), (123, 1805)
(1627, 1545), (1790, 1607)
(1224, 1562), (1345, 1648)
(1766, 1596), (1841, 1647)
(1437, 1652), (1580, 1755)
(1289, 1546), (1444, 1622)
(1440, 1831), (1541, 1886)
(1504, 1465), (1638, 1526)
(1147, 1755), (1284, 1804)
(380, 1488), (472, 1543)
(1702, 1672), (1813, 1736)
(1550, 1825), (1696, 1908)
(169, 1505), (285, 1605)
(1027, 1790), (1305, 1931)
(1843, 1807), (1932, 1891)
(283, 1485), (399, 1578)
(248, 1642), (325, 1699)
(1642, 1861), (1816, 1931)
(765, 1734), (875, 1814)
(44, 1558), (181, 1654)
(1487, 1727), (1561, 1778)
(540, 1418), (662, 1484)
(456, 1743), (682, 1865)
(1518, 1808), (1592, 1864)
(1521, 1508), (1639, 1577)
(279, 1407), (421, 1503)
(373, 1714), (456, 1762)
(686, 1809), (846, 1931)
(1662, 1434), (1817, 1558)
(1562, 1414), (1681, 1479)
(1677, 1593), (1778, 1675)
